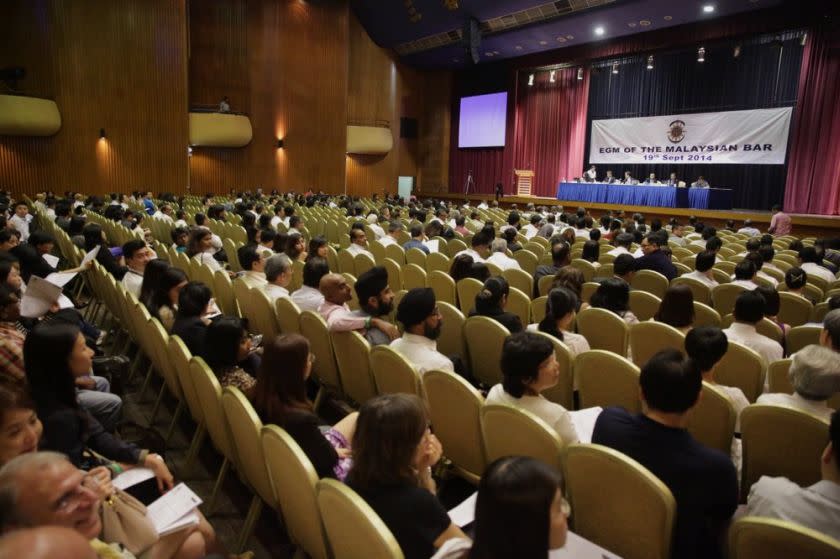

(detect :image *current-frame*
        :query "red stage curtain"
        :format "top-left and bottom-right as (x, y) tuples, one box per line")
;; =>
(783, 26), (840, 215)
(512, 68), (590, 197)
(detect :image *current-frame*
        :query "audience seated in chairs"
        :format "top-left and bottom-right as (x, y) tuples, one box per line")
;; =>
(592, 348), (738, 559)
(171, 281), (214, 357)
(347, 394), (467, 559)
(263, 253), (292, 302)
(236, 245), (267, 289)
(722, 290), (783, 366)
(551, 267), (589, 312)
(146, 266), (187, 332)
(820, 309), (840, 351)
(654, 285), (695, 334)
(686, 327), (749, 430)
(590, 277), (639, 325)
(204, 316), (257, 395)
(187, 228), (224, 273)
(290, 257), (328, 313)
(533, 241), (570, 297)
(635, 233), (677, 281)
(285, 232), (308, 263)
(529, 287), (590, 357)
(306, 236), (329, 261)
(391, 288), (454, 375)
(431, 456), (569, 559)
(352, 266), (398, 346)
(756, 344), (840, 421)
(138, 258), (171, 310)
(744, 409), (840, 540)
(251, 333), (357, 480)
(121, 239), (153, 298)
(485, 332), (578, 443)
(486, 238), (521, 271)
(468, 276), (523, 334)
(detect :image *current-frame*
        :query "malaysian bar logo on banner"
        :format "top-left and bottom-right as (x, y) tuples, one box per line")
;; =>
(589, 107), (793, 165)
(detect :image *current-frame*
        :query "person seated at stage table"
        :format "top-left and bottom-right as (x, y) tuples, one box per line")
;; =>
(666, 172), (679, 186)
(691, 176), (711, 188)
(604, 169), (618, 184)
(643, 173), (662, 185)
(622, 170), (638, 184)
(584, 165), (597, 182)
(635, 233), (677, 281)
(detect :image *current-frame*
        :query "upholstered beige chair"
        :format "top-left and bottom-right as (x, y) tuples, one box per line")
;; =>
(332, 331), (376, 406)
(564, 443), (676, 559)
(631, 269), (669, 299)
(629, 321), (685, 367)
(370, 344), (422, 397)
(576, 350), (641, 413)
(685, 381), (737, 454)
(787, 325), (822, 354)
(403, 263), (427, 291)
(299, 311), (342, 410)
(481, 404), (564, 469)
(729, 516), (840, 559)
(576, 307), (629, 356)
(712, 283), (746, 316)
(629, 290), (662, 322)
(456, 277), (483, 314)
(503, 267), (533, 298)
(275, 296), (301, 335)
(464, 315), (510, 386)
(672, 276), (712, 305)
(715, 341), (765, 402)
(428, 270), (456, 306)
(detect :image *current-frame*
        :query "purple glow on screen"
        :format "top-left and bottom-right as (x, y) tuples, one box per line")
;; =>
(458, 92), (508, 148)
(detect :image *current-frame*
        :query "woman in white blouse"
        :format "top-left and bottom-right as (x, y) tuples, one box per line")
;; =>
(187, 228), (223, 272)
(485, 332), (579, 444)
(527, 287), (590, 357)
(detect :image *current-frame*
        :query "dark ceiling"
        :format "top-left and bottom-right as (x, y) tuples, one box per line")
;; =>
(351, 0), (786, 68)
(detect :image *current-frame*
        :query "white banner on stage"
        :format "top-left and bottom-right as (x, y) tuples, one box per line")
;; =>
(589, 107), (793, 165)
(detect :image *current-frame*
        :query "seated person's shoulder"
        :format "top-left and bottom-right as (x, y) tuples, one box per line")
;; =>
(750, 475), (801, 500)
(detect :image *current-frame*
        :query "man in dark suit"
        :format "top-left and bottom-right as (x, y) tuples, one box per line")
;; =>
(634, 233), (677, 281)
(604, 170), (618, 184)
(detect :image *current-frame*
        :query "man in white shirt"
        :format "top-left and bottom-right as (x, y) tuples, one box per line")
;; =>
(8, 203), (33, 243)
(367, 214), (385, 240)
(378, 221), (402, 247)
(486, 239), (521, 271)
(120, 239), (152, 298)
(757, 344), (840, 422)
(390, 287), (454, 375)
(454, 230), (491, 263)
(270, 205), (284, 230)
(608, 233), (634, 257)
(670, 223), (687, 246)
(799, 246), (836, 284)
(682, 251), (719, 288)
(730, 260), (759, 291)
(583, 165), (597, 182)
(290, 257), (329, 312)
(736, 219), (761, 237)
(722, 290), (783, 366)
(521, 214), (542, 239)
(318, 273), (397, 339)
(263, 253), (292, 302)
(477, 200), (489, 210)
(346, 229), (374, 260)
(744, 409), (840, 540)
(236, 245), (268, 289)
(152, 204), (174, 224)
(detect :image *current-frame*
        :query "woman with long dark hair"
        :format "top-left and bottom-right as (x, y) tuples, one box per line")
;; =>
(83, 223), (127, 280)
(251, 334), (356, 479)
(654, 285), (695, 334)
(307, 236), (329, 261)
(147, 267), (188, 331)
(138, 258), (171, 309)
(284, 232), (308, 262)
(532, 287), (590, 357)
(347, 394), (466, 559)
(469, 276), (522, 333)
(432, 456), (569, 559)
(203, 316), (256, 394)
(186, 228), (223, 272)
(590, 277), (638, 324)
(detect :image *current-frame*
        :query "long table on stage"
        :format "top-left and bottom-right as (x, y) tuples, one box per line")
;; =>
(556, 182), (733, 210)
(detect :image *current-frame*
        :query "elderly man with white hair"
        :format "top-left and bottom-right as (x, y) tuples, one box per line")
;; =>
(367, 214), (385, 240)
(263, 253), (293, 302)
(486, 238), (521, 271)
(757, 344), (840, 422)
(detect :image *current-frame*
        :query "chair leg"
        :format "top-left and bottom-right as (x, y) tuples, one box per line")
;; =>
(140, 363), (155, 399)
(236, 495), (263, 553)
(184, 422), (206, 471)
(312, 386), (325, 413)
(149, 384), (166, 426)
(207, 457), (230, 515)
(164, 401), (184, 444)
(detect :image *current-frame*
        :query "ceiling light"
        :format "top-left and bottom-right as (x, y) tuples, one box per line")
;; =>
(577, 68), (583, 80)
(549, 70), (556, 83)
(697, 47), (705, 62)
(528, 73), (534, 86)
(594, 26), (605, 36)
(646, 55), (654, 70)
(703, 5), (715, 13)
(612, 63), (619, 74)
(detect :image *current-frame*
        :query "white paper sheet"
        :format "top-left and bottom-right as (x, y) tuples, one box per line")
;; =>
(45, 271), (77, 288)
(569, 407), (603, 444)
(112, 467), (156, 491)
(146, 483), (203, 536)
(447, 491), (477, 527)
(20, 276), (63, 318)
(81, 245), (101, 267)
(42, 254), (60, 268)
(423, 239), (440, 253)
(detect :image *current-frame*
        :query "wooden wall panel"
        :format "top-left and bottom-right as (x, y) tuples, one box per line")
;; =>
(419, 71), (452, 194)
(188, 0), (348, 195)
(0, 0), (189, 197)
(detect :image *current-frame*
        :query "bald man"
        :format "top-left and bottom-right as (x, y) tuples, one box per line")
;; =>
(0, 526), (96, 559)
(318, 274), (397, 339)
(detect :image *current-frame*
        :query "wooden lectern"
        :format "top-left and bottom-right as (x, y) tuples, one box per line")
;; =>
(514, 169), (534, 196)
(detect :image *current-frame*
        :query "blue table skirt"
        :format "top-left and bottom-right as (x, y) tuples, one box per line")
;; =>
(556, 182), (732, 210)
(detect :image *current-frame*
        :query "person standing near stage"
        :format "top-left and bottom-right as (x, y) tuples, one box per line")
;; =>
(768, 205), (791, 236)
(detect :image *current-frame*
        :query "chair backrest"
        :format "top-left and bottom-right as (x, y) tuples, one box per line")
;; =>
(275, 296), (302, 335)
(261, 425), (329, 559)
(766, 359), (793, 393)
(564, 444), (676, 559)
(505, 286), (531, 326)
(384, 243), (406, 265)
(570, 259), (598, 282)
(513, 249), (539, 274)
(581, 281), (600, 304)
(332, 331), (375, 406)
(503, 267), (533, 298)
(530, 295), (548, 325)
(787, 325), (823, 354)
(481, 404), (564, 469)
(381, 257), (403, 291)
(812, 301), (830, 323)
(464, 316), (510, 386)
(671, 276), (712, 304)
(685, 381), (736, 454)
(354, 252), (376, 278)
(169, 336), (201, 424)
(728, 516), (840, 559)
(221, 386), (274, 505)
(631, 269), (669, 299)
(740, 404), (829, 500)
(714, 341), (766, 403)
(214, 269), (239, 316)
(532, 332), (575, 410)
(370, 344), (422, 397)
(337, 249), (355, 274)
(402, 263), (427, 290)
(456, 277), (483, 314)
(538, 274), (555, 297)
(299, 311), (342, 394)
(436, 301), (467, 362)
(712, 284), (746, 316)
(424, 251), (449, 274)
(629, 290), (662, 322)
(405, 247), (427, 267)
(427, 270), (456, 306)
(249, 288), (280, 338)
(576, 307), (629, 356)
(423, 369), (485, 483)
(777, 292), (813, 327)
(190, 357), (236, 465)
(693, 301), (722, 327)
(316, 479), (404, 559)
(629, 321), (685, 367)
(576, 350), (641, 412)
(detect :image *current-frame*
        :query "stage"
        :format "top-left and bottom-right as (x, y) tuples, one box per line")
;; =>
(427, 191), (840, 239)
(555, 182), (734, 211)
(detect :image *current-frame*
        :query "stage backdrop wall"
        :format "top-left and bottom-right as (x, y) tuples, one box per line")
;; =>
(584, 33), (804, 210)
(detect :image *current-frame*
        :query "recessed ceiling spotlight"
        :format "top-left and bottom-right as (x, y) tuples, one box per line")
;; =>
(566, 35), (574, 39)
(549, 70), (556, 83)
(514, 45), (522, 50)
(663, 15), (672, 21)
(539, 40), (548, 45)
(594, 26), (605, 36)
(528, 73), (534, 86)
(639, 20), (651, 26)
(485, 52), (493, 56)
(703, 4), (715, 13)
(627, 22), (637, 28)
(557, 37), (566, 43)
